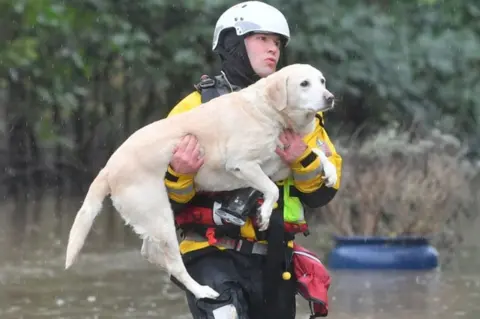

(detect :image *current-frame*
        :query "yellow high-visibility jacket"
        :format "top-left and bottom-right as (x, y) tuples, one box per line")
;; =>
(164, 90), (342, 255)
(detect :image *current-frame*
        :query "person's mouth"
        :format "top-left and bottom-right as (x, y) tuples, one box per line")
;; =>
(265, 57), (276, 65)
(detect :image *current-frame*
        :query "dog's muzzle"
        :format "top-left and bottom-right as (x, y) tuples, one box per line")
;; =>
(324, 95), (335, 109)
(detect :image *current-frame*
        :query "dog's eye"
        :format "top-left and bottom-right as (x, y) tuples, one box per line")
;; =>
(300, 80), (310, 87)
(320, 78), (325, 84)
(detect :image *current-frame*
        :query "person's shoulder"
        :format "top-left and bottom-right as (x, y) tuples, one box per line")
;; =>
(167, 91), (202, 117)
(314, 112), (325, 128)
(168, 74), (222, 117)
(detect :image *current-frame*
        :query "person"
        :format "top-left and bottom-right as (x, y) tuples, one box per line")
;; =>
(163, 1), (342, 318)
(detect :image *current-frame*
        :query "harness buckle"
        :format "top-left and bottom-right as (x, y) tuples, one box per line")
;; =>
(205, 227), (218, 245)
(196, 75), (216, 90)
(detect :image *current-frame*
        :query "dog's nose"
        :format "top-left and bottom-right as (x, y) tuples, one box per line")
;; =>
(326, 95), (334, 105)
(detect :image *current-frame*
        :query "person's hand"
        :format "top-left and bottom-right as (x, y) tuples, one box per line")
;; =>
(170, 134), (204, 175)
(275, 129), (308, 165)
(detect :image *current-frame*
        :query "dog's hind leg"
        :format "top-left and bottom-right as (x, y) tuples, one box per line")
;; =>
(111, 178), (220, 300)
(225, 161), (279, 231)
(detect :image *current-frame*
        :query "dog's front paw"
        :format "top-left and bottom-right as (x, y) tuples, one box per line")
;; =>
(257, 216), (270, 231)
(256, 204), (273, 231)
(322, 160), (337, 188)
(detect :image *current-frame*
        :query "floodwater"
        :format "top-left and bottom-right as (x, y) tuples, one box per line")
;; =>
(1, 195), (480, 319)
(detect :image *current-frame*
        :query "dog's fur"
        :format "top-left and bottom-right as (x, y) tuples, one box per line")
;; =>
(64, 63), (338, 301)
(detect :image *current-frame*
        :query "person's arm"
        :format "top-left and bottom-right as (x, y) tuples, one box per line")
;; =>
(164, 92), (204, 206)
(280, 113), (342, 208)
(165, 163), (197, 205)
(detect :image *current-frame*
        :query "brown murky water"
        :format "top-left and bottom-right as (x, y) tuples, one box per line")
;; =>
(1, 195), (479, 319)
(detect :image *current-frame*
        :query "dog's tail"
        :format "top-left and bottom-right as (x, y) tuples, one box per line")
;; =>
(65, 168), (110, 269)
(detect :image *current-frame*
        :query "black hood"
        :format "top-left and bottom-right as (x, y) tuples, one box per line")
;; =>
(214, 29), (261, 89)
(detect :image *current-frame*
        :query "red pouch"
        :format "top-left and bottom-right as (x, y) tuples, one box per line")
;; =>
(293, 243), (331, 317)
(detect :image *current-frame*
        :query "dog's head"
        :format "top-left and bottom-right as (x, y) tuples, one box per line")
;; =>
(264, 63), (334, 130)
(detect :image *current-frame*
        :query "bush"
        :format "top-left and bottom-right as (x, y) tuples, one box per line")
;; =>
(314, 126), (480, 253)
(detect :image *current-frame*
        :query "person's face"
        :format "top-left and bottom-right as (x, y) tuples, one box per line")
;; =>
(244, 33), (282, 78)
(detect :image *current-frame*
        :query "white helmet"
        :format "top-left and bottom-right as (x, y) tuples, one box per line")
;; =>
(212, 1), (290, 51)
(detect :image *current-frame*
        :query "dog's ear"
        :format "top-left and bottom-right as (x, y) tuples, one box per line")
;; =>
(265, 73), (289, 111)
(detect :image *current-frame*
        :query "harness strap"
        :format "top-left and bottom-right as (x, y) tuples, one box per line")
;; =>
(183, 233), (269, 255)
(194, 74), (222, 103)
(194, 73), (242, 103)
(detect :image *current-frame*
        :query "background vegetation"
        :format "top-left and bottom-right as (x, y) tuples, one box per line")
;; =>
(1, 0), (479, 248)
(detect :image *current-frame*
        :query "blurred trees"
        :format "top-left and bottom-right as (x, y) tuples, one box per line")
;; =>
(0, 0), (479, 197)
